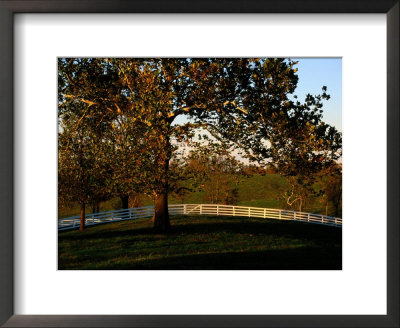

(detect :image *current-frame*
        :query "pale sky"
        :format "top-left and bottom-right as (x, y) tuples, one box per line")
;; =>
(293, 58), (342, 132)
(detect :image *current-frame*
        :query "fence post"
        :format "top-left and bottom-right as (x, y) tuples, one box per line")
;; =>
(200, 204), (202, 215)
(233, 206), (235, 217)
(294, 212), (296, 221)
(217, 204), (219, 216)
(264, 208), (266, 219)
(279, 210), (281, 220)
(184, 204), (187, 215)
(308, 213), (310, 222)
(322, 216), (325, 224)
(248, 207), (250, 217)
(72, 219), (76, 229)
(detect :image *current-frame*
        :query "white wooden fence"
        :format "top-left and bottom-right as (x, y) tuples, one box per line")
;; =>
(58, 204), (342, 231)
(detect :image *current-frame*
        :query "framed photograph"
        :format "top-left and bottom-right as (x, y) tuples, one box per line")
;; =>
(57, 56), (344, 272)
(1, 1), (398, 327)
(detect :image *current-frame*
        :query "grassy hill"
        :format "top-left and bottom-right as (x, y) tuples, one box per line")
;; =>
(59, 174), (341, 219)
(58, 214), (342, 270)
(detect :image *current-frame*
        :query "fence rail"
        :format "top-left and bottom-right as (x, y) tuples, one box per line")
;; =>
(58, 204), (342, 231)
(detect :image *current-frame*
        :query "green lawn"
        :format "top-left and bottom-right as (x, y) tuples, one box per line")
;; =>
(59, 174), (341, 219)
(58, 215), (342, 270)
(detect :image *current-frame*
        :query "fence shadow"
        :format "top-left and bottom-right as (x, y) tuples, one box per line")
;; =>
(59, 216), (342, 244)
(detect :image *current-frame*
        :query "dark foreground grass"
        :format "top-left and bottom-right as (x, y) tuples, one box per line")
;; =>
(58, 215), (342, 270)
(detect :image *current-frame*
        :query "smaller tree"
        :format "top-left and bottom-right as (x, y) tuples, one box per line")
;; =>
(58, 104), (112, 230)
(247, 86), (342, 214)
(170, 186), (191, 204)
(167, 155), (194, 204)
(318, 164), (342, 216)
(186, 143), (246, 205)
(128, 193), (144, 208)
(280, 175), (317, 212)
(243, 164), (266, 176)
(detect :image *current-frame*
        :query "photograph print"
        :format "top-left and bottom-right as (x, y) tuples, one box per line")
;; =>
(58, 58), (342, 270)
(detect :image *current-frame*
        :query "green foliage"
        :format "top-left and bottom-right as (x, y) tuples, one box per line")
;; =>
(184, 143), (246, 205)
(59, 173), (341, 218)
(317, 164), (342, 216)
(58, 58), (342, 229)
(58, 101), (112, 209)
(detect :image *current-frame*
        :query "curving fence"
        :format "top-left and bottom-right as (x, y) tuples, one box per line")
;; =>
(58, 204), (342, 231)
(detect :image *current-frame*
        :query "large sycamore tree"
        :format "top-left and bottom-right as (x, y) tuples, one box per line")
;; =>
(58, 58), (341, 231)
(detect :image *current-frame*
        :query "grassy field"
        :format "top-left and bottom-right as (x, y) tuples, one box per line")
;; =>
(58, 215), (342, 270)
(59, 174), (340, 218)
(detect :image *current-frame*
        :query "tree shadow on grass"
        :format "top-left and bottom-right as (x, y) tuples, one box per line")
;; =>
(58, 217), (342, 270)
(63, 246), (342, 270)
(59, 216), (341, 245)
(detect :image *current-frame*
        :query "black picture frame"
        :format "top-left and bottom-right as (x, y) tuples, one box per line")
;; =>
(0, 1), (398, 327)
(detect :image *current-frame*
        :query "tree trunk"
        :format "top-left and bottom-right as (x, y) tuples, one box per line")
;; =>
(152, 135), (171, 232)
(129, 194), (142, 208)
(80, 203), (86, 231)
(92, 201), (100, 214)
(152, 192), (170, 231)
(121, 195), (129, 209)
(325, 201), (329, 216)
(334, 201), (340, 217)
